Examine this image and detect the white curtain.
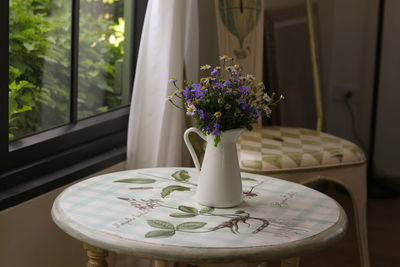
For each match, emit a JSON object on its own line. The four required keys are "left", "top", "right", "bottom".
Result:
{"left": 114, "top": 0, "right": 198, "bottom": 266}
{"left": 126, "top": 0, "right": 198, "bottom": 171}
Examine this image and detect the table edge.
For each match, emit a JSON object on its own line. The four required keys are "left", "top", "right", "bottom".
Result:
{"left": 51, "top": 172, "right": 348, "bottom": 264}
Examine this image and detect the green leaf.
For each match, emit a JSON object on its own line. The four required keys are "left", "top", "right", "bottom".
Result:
{"left": 176, "top": 222, "right": 207, "bottom": 230}
{"left": 113, "top": 178, "right": 156, "bottom": 184}
{"left": 214, "top": 135, "right": 221, "bottom": 147}
{"left": 23, "top": 42, "right": 35, "bottom": 51}
{"left": 16, "top": 80, "right": 29, "bottom": 91}
{"left": 171, "top": 170, "right": 190, "bottom": 182}
{"left": 199, "top": 207, "right": 215, "bottom": 214}
{"left": 145, "top": 230, "right": 175, "bottom": 238}
{"left": 242, "top": 177, "right": 258, "bottom": 182}
{"left": 161, "top": 185, "right": 191, "bottom": 198}
{"left": 178, "top": 205, "right": 198, "bottom": 214}
{"left": 169, "top": 213, "right": 198, "bottom": 218}
{"left": 146, "top": 220, "right": 175, "bottom": 230}
{"left": 13, "top": 105, "right": 32, "bottom": 115}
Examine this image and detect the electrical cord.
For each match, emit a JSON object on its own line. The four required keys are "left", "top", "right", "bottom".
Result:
{"left": 343, "top": 91, "right": 368, "bottom": 154}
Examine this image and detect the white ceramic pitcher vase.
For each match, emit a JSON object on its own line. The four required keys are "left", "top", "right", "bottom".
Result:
{"left": 184, "top": 127, "right": 245, "bottom": 208}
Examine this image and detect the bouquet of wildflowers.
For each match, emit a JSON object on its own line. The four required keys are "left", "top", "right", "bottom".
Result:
{"left": 167, "top": 56, "right": 283, "bottom": 146}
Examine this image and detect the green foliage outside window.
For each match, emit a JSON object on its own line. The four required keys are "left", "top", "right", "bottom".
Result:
{"left": 9, "top": 0, "right": 126, "bottom": 140}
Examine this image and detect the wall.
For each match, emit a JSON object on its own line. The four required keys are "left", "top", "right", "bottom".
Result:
{"left": 0, "top": 162, "right": 127, "bottom": 267}
{"left": 321, "top": 0, "right": 378, "bottom": 152}
{"left": 265, "top": 0, "right": 378, "bottom": 152}
{"left": 374, "top": 0, "right": 400, "bottom": 177}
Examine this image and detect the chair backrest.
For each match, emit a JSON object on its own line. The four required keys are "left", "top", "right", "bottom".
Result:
{"left": 306, "top": 0, "right": 323, "bottom": 131}
{"left": 264, "top": 0, "right": 323, "bottom": 131}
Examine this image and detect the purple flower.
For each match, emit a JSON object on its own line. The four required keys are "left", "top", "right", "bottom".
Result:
{"left": 215, "top": 82, "right": 224, "bottom": 88}
{"left": 198, "top": 109, "right": 207, "bottom": 119}
{"left": 241, "top": 101, "right": 249, "bottom": 110}
{"left": 211, "top": 68, "right": 218, "bottom": 77}
{"left": 192, "top": 83, "right": 205, "bottom": 99}
{"left": 192, "top": 83, "right": 202, "bottom": 90}
{"left": 239, "top": 86, "right": 248, "bottom": 94}
{"left": 182, "top": 87, "right": 190, "bottom": 99}
{"left": 223, "top": 80, "right": 231, "bottom": 87}
{"left": 212, "top": 122, "right": 220, "bottom": 136}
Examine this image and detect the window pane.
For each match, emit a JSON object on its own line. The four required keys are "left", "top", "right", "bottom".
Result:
{"left": 9, "top": 0, "right": 72, "bottom": 141}
{"left": 78, "top": 0, "right": 130, "bottom": 119}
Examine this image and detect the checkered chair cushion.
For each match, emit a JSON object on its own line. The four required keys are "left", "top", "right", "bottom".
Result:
{"left": 237, "top": 126, "right": 366, "bottom": 172}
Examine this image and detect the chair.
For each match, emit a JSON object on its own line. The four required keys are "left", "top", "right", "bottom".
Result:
{"left": 236, "top": 1, "right": 369, "bottom": 266}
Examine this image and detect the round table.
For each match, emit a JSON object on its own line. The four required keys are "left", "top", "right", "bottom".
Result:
{"left": 51, "top": 167, "right": 347, "bottom": 266}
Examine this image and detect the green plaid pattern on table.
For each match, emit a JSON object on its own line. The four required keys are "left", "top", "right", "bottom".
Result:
{"left": 237, "top": 126, "right": 365, "bottom": 171}
{"left": 56, "top": 168, "right": 342, "bottom": 248}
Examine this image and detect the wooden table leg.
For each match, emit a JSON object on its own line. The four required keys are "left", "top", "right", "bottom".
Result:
{"left": 83, "top": 243, "right": 108, "bottom": 267}
{"left": 154, "top": 260, "right": 169, "bottom": 267}
{"left": 281, "top": 257, "right": 300, "bottom": 267}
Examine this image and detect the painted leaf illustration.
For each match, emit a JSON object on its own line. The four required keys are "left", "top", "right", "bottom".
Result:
{"left": 145, "top": 230, "right": 175, "bottom": 238}
{"left": 113, "top": 178, "right": 156, "bottom": 184}
{"left": 171, "top": 170, "right": 190, "bottom": 182}
{"left": 169, "top": 213, "right": 198, "bottom": 218}
{"left": 176, "top": 222, "right": 207, "bottom": 230}
{"left": 161, "top": 185, "right": 191, "bottom": 198}
{"left": 147, "top": 220, "right": 174, "bottom": 230}
{"left": 242, "top": 177, "right": 258, "bottom": 182}
{"left": 178, "top": 205, "right": 198, "bottom": 214}
{"left": 199, "top": 207, "right": 215, "bottom": 214}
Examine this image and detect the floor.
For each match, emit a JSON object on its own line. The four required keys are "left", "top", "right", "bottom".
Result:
{"left": 267, "top": 181, "right": 400, "bottom": 267}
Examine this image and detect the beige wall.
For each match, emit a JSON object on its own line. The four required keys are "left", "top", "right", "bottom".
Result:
{"left": 0, "top": 162, "right": 126, "bottom": 267}
{"left": 374, "top": 0, "right": 400, "bottom": 177}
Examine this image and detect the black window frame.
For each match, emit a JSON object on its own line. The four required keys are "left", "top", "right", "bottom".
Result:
{"left": 0, "top": 0, "right": 148, "bottom": 211}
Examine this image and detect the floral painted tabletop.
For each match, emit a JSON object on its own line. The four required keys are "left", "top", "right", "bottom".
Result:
{"left": 51, "top": 168, "right": 347, "bottom": 263}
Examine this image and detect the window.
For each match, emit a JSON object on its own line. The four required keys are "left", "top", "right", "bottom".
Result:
{"left": 0, "top": 0, "right": 147, "bottom": 210}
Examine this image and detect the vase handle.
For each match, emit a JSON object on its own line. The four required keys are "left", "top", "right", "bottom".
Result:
{"left": 184, "top": 127, "right": 206, "bottom": 172}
